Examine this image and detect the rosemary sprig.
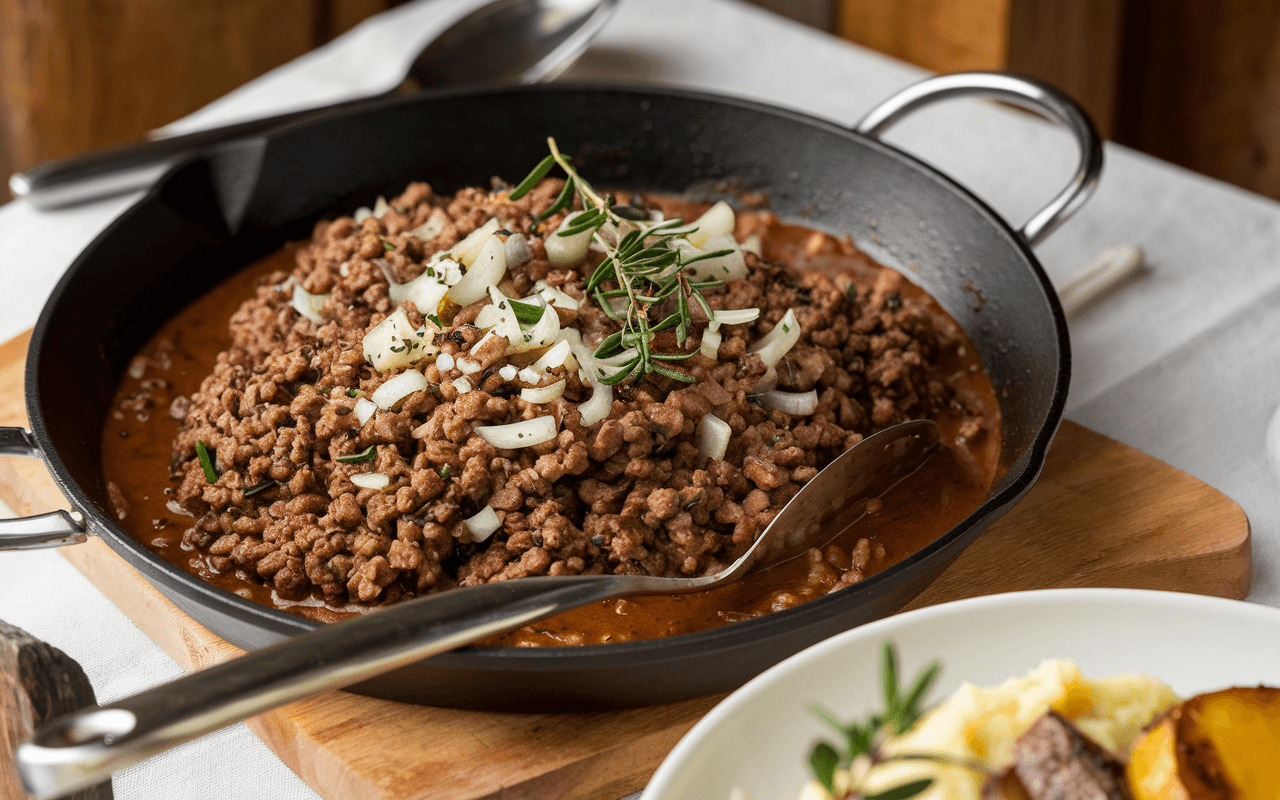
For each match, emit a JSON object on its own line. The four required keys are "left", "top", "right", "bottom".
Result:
{"left": 195, "top": 440, "right": 217, "bottom": 484}
{"left": 807, "top": 641, "right": 943, "bottom": 799}
{"left": 510, "top": 138, "right": 743, "bottom": 384}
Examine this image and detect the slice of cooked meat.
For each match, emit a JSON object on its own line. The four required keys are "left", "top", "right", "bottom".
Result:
{"left": 999, "top": 709, "right": 1133, "bottom": 800}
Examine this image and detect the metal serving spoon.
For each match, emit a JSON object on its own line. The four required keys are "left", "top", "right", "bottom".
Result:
{"left": 8, "top": 0, "right": 618, "bottom": 210}
{"left": 17, "top": 419, "right": 938, "bottom": 798}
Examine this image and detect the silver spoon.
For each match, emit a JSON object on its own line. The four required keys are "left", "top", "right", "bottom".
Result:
{"left": 16, "top": 420, "right": 938, "bottom": 798}
{"left": 8, "top": 0, "right": 618, "bottom": 210}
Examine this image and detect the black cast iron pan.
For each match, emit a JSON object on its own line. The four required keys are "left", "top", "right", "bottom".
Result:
{"left": 0, "top": 73, "right": 1097, "bottom": 711}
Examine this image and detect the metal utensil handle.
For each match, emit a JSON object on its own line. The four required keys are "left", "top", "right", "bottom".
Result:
{"left": 0, "top": 428, "right": 86, "bottom": 548}
{"left": 16, "top": 575, "right": 624, "bottom": 799}
{"left": 855, "top": 71, "right": 1103, "bottom": 247}
{"left": 8, "top": 104, "right": 353, "bottom": 210}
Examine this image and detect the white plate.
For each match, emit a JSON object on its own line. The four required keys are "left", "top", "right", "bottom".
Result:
{"left": 642, "top": 588, "right": 1280, "bottom": 800}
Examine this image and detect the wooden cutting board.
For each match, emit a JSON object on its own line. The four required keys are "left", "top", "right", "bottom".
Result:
{"left": 0, "top": 330, "right": 1251, "bottom": 800}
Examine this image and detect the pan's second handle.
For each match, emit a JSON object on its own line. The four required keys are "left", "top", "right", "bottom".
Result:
{"left": 0, "top": 428, "right": 87, "bottom": 548}
{"left": 855, "top": 71, "right": 1103, "bottom": 247}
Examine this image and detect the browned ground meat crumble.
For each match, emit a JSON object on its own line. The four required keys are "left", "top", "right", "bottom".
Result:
{"left": 170, "top": 178, "right": 975, "bottom": 607}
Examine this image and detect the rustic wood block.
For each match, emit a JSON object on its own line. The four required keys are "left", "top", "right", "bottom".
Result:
{"left": 0, "top": 620, "right": 112, "bottom": 800}
{"left": 0, "top": 330, "right": 1252, "bottom": 799}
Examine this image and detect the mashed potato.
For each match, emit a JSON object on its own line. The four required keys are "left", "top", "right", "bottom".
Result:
{"left": 800, "top": 659, "right": 1178, "bottom": 800}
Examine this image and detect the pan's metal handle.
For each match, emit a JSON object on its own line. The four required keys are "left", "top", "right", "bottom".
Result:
{"left": 0, "top": 428, "right": 87, "bottom": 548}
{"left": 855, "top": 71, "right": 1103, "bottom": 247}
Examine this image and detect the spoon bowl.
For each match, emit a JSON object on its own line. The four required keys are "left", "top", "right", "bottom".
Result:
{"left": 16, "top": 420, "right": 938, "bottom": 799}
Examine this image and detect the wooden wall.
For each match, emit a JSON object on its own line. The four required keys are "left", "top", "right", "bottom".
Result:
{"left": 6, "top": 1, "right": 1280, "bottom": 203}
{"left": 837, "top": 0, "right": 1280, "bottom": 201}
{"left": 0, "top": 0, "right": 398, "bottom": 188}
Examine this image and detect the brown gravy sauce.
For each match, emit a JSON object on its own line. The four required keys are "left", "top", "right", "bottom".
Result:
{"left": 100, "top": 210, "right": 1000, "bottom": 647}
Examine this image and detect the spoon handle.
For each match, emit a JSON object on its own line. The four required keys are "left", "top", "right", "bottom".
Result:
{"left": 8, "top": 99, "right": 374, "bottom": 210}
{"left": 15, "top": 575, "right": 623, "bottom": 799}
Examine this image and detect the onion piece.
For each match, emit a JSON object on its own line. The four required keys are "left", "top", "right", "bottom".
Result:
{"left": 353, "top": 206, "right": 373, "bottom": 223}
{"left": 758, "top": 389, "right": 818, "bottom": 416}
{"left": 751, "top": 308, "right": 801, "bottom": 367}
{"left": 475, "top": 416, "right": 558, "bottom": 449}
{"left": 290, "top": 284, "right": 329, "bottom": 324}
{"left": 687, "top": 201, "right": 735, "bottom": 248}
{"left": 499, "top": 364, "right": 518, "bottom": 381}
{"left": 409, "top": 210, "right": 447, "bottom": 241}
{"left": 567, "top": 339, "right": 614, "bottom": 427}
{"left": 473, "top": 303, "right": 502, "bottom": 330}
{"left": 697, "top": 414, "right": 731, "bottom": 461}
{"left": 710, "top": 307, "right": 760, "bottom": 328}
{"left": 683, "top": 234, "right": 747, "bottom": 282}
{"left": 531, "top": 340, "right": 573, "bottom": 372}
{"left": 504, "top": 235, "right": 533, "bottom": 268}
{"left": 742, "top": 233, "right": 763, "bottom": 257}
{"left": 354, "top": 398, "right": 377, "bottom": 426}
{"left": 373, "top": 196, "right": 390, "bottom": 218}
{"left": 448, "top": 235, "right": 507, "bottom": 306}
{"left": 371, "top": 369, "right": 429, "bottom": 410}
{"left": 520, "top": 379, "right": 566, "bottom": 404}
{"left": 700, "top": 328, "right": 722, "bottom": 360}
{"left": 456, "top": 357, "right": 483, "bottom": 375}
{"left": 452, "top": 376, "right": 473, "bottom": 394}
{"left": 436, "top": 353, "right": 456, "bottom": 372}
{"left": 755, "top": 364, "right": 778, "bottom": 392}
{"left": 534, "top": 281, "right": 581, "bottom": 310}
{"left": 490, "top": 286, "right": 559, "bottom": 354}
{"left": 462, "top": 506, "right": 502, "bottom": 543}
{"left": 449, "top": 218, "right": 501, "bottom": 266}
{"left": 351, "top": 473, "right": 389, "bottom": 490}
{"left": 545, "top": 211, "right": 593, "bottom": 267}
{"left": 363, "top": 309, "right": 437, "bottom": 372}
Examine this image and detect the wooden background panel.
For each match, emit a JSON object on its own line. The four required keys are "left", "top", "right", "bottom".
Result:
{"left": 0, "top": 0, "right": 401, "bottom": 188}
{"left": 837, "top": 0, "right": 1009, "bottom": 75}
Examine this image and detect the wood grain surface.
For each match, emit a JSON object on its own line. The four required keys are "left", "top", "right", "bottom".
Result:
{"left": 0, "top": 330, "right": 1252, "bottom": 799}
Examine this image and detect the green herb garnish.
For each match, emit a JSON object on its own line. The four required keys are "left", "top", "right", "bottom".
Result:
{"left": 196, "top": 440, "right": 218, "bottom": 484}
{"left": 382, "top": 239, "right": 395, "bottom": 251}
{"left": 806, "top": 642, "right": 940, "bottom": 798}
{"left": 347, "top": 388, "right": 361, "bottom": 398}
{"left": 508, "top": 299, "right": 547, "bottom": 326}
{"left": 336, "top": 445, "right": 376, "bottom": 464}
{"left": 245, "top": 480, "right": 275, "bottom": 497}
{"left": 439, "top": 465, "right": 452, "bottom": 481}
{"left": 511, "top": 138, "right": 754, "bottom": 385}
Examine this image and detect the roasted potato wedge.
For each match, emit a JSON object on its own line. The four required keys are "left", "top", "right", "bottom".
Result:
{"left": 1127, "top": 686, "right": 1280, "bottom": 799}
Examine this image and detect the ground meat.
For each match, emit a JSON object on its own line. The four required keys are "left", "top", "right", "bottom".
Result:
{"left": 168, "top": 178, "right": 979, "bottom": 606}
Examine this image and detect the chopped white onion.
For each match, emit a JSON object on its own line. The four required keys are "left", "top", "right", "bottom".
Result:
{"left": 380, "top": 259, "right": 453, "bottom": 318}
{"left": 531, "top": 339, "right": 573, "bottom": 372}
{"left": 373, "top": 196, "right": 390, "bottom": 218}
{"left": 354, "top": 397, "right": 377, "bottom": 426}
{"left": 697, "top": 414, "right": 731, "bottom": 461}
{"left": 436, "top": 352, "right": 456, "bottom": 372}
{"left": 755, "top": 364, "right": 778, "bottom": 392}
{"left": 462, "top": 505, "right": 502, "bottom": 543}
{"left": 489, "top": 286, "right": 559, "bottom": 354}
{"left": 700, "top": 328, "right": 722, "bottom": 359}
{"left": 687, "top": 201, "right": 736, "bottom": 248}
{"left": 520, "top": 379, "right": 566, "bottom": 404}
{"left": 474, "top": 303, "right": 501, "bottom": 330}
{"left": 710, "top": 307, "right": 761, "bottom": 328}
{"left": 758, "top": 389, "right": 818, "bottom": 416}
{"left": 545, "top": 211, "right": 593, "bottom": 266}
{"left": 353, "top": 206, "right": 373, "bottom": 223}
{"left": 742, "top": 234, "right": 763, "bottom": 257}
{"left": 371, "top": 369, "right": 429, "bottom": 410}
{"left": 448, "top": 235, "right": 507, "bottom": 306}
{"left": 518, "top": 367, "right": 541, "bottom": 384}
{"left": 410, "top": 210, "right": 447, "bottom": 241}
{"left": 290, "top": 284, "right": 329, "bottom": 324}
{"left": 475, "top": 416, "right": 558, "bottom": 449}
{"left": 449, "top": 218, "right": 501, "bottom": 266}
{"left": 456, "top": 357, "right": 483, "bottom": 375}
{"left": 567, "top": 339, "right": 614, "bottom": 427}
{"left": 363, "top": 309, "right": 436, "bottom": 372}
{"left": 534, "top": 281, "right": 581, "bottom": 310}
{"left": 683, "top": 234, "right": 747, "bottom": 282}
{"left": 351, "top": 473, "right": 389, "bottom": 490}
{"left": 751, "top": 308, "right": 801, "bottom": 367}
{"left": 498, "top": 364, "right": 518, "bottom": 381}
{"left": 452, "top": 376, "right": 473, "bottom": 394}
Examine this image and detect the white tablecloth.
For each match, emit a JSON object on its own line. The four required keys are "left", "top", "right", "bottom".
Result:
{"left": 3, "top": 0, "right": 1279, "bottom": 797}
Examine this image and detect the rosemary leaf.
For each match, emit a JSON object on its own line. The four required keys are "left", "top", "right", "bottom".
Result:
{"left": 863, "top": 779, "right": 934, "bottom": 800}
{"left": 196, "top": 440, "right": 217, "bottom": 484}
{"left": 508, "top": 155, "right": 555, "bottom": 200}
{"left": 508, "top": 299, "right": 546, "bottom": 326}
{"left": 808, "top": 742, "right": 840, "bottom": 794}
{"left": 336, "top": 445, "right": 377, "bottom": 464}
{"left": 245, "top": 480, "right": 275, "bottom": 497}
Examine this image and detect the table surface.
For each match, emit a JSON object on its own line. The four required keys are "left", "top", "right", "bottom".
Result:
{"left": 3, "top": 0, "right": 1280, "bottom": 797}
